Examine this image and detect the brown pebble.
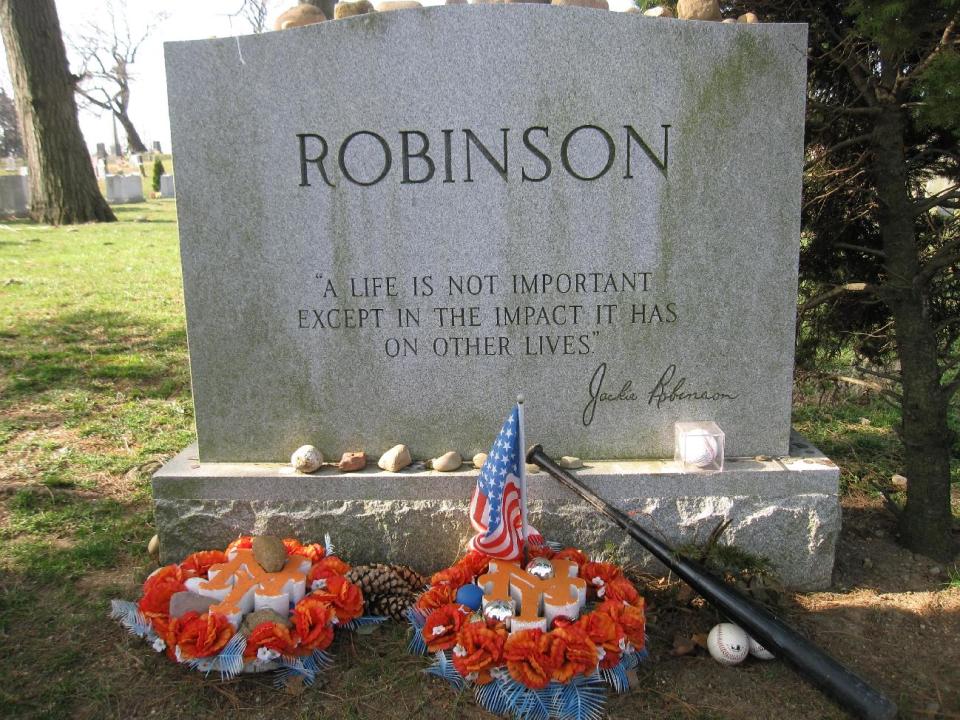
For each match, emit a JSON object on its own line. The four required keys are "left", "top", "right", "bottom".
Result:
{"left": 274, "top": 3, "right": 327, "bottom": 30}
{"left": 334, "top": 0, "right": 374, "bottom": 18}
{"left": 339, "top": 451, "right": 367, "bottom": 472}
{"left": 551, "top": 0, "right": 608, "bottom": 7}
{"left": 252, "top": 535, "right": 287, "bottom": 572}
{"left": 240, "top": 609, "right": 291, "bottom": 635}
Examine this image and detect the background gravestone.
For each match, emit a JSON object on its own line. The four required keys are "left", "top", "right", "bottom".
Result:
{"left": 0, "top": 174, "right": 29, "bottom": 216}
{"left": 160, "top": 174, "right": 175, "bottom": 198}
{"left": 105, "top": 174, "right": 144, "bottom": 204}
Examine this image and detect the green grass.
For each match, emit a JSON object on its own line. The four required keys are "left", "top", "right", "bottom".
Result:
{"left": 792, "top": 388, "right": 903, "bottom": 496}
{"left": 0, "top": 200, "right": 189, "bottom": 583}
{"left": 947, "top": 565, "right": 960, "bottom": 589}
{"left": 0, "top": 200, "right": 192, "bottom": 718}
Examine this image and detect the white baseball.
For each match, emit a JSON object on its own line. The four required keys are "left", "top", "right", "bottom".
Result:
{"left": 707, "top": 623, "right": 749, "bottom": 665}
{"left": 681, "top": 430, "right": 718, "bottom": 467}
{"left": 748, "top": 636, "right": 775, "bottom": 660}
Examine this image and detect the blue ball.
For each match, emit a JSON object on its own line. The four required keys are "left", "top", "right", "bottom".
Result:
{"left": 455, "top": 583, "right": 484, "bottom": 611}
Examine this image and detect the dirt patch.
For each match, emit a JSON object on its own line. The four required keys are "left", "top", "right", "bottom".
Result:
{"left": 75, "top": 566, "right": 141, "bottom": 597}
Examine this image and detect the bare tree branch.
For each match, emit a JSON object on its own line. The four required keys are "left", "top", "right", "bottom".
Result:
{"left": 912, "top": 184, "right": 960, "bottom": 216}
{"left": 799, "top": 282, "right": 875, "bottom": 312}
{"left": 804, "top": 134, "right": 874, "bottom": 170}
{"left": 70, "top": 0, "right": 166, "bottom": 153}
{"left": 808, "top": 100, "right": 881, "bottom": 116}
{"left": 834, "top": 242, "right": 886, "bottom": 258}
{"left": 851, "top": 365, "right": 902, "bottom": 384}
{"left": 896, "top": 11, "right": 960, "bottom": 96}
{"left": 916, "top": 237, "right": 960, "bottom": 285}
{"left": 231, "top": 0, "right": 273, "bottom": 34}
{"left": 829, "top": 374, "right": 903, "bottom": 405}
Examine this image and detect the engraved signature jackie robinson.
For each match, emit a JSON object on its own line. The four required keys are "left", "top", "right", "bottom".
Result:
{"left": 582, "top": 362, "right": 739, "bottom": 426}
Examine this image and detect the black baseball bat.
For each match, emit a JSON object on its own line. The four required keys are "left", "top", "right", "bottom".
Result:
{"left": 526, "top": 444, "right": 897, "bottom": 720}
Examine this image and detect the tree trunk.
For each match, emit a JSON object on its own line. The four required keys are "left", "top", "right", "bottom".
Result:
{"left": 116, "top": 110, "right": 147, "bottom": 154}
{"left": 0, "top": 0, "right": 115, "bottom": 224}
{"left": 873, "top": 105, "right": 955, "bottom": 561}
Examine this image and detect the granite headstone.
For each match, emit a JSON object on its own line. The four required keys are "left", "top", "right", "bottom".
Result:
{"left": 166, "top": 8, "right": 807, "bottom": 464}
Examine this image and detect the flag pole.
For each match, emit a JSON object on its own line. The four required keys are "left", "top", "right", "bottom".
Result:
{"left": 517, "top": 393, "right": 528, "bottom": 563}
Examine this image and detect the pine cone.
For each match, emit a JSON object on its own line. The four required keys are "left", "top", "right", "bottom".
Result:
{"left": 391, "top": 564, "right": 428, "bottom": 591}
{"left": 346, "top": 564, "right": 427, "bottom": 620}
{"left": 366, "top": 589, "right": 418, "bottom": 621}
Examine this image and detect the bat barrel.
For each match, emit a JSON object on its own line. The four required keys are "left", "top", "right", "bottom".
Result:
{"left": 526, "top": 444, "right": 897, "bottom": 720}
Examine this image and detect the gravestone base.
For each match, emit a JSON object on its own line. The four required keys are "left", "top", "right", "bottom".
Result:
{"left": 152, "top": 432, "right": 839, "bottom": 590}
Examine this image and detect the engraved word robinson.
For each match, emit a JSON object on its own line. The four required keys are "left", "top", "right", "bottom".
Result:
{"left": 297, "top": 124, "right": 671, "bottom": 187}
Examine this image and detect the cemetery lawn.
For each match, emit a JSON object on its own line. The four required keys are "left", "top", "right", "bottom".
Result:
{"left": 0, "top": 201, "right": 957, "bottom": 719}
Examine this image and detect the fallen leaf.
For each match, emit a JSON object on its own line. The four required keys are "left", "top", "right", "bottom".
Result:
{"left": 671, "top": 634, "right": 697, "bottom": 656}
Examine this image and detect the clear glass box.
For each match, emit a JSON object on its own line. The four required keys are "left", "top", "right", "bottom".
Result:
{"left": 674, "top": 421, "right": 725, "bottom": 472}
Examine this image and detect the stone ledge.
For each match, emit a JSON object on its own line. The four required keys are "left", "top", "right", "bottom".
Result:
{"left": 152, "top": 432, "right": 839, "bottom": 589}
{"left": 154, "top": 431, "right": 837, "bottom": 501}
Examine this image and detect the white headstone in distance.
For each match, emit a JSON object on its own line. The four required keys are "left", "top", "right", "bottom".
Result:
{"left": 0, "top": 174, "right": 29, "bottom": 216}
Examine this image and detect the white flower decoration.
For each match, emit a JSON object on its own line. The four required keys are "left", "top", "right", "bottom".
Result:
{"left": 257, "top": 647, "right": 280, "bottom": 662}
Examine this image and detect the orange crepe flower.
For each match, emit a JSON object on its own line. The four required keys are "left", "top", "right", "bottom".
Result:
{"left": 430, "top": 564, "right": 473, "bottom": 588}
{"left": 226, "top": 536, "right": 253, "bottom": 553}
{"left": 415, "top": 583, "right": 456, "bottom": 612}
{"left": 291, "top": 596, "right": 336, "bottom": 652}
{"left": 581, "top": 561, "right": 623, "bottom": 595}
{"left": 179, "top": 550, "right": 227, "bottom": 579}
{"left": 142, "top": 564, "right": 183, "bottom": 594}
{"left": 457, "top": 551, "right": 490, "bottom": 577}
{"left": 542, "top": 626, "right": 598, "bottom": 683}
{"left": 244, "top": 621, "right": 298, "bottom": 659}
{"left": 597, "top": 599, "right": 646, "bottom": 650}
{"left": 526, "top": 545, "right": 556, "bottom": 561}
{"left": 282, "top": 538, "right": 303, "bottom": 554}
{"left": 150, "top": 614, "right": 181, "bottom": 660}
{"left": 307, "top": 555, "right": 351, "bottom": 583}
{"left": 602, "top": 577, "right": 640, "bottom": 605}
{"left": 578, "top": 611, "right": 625, "bottom": 669}
{"left": 308, "top": 575, "right": 363, "bottom": 623}
{"left": 423, "top": 603, "right": 470, "bottom": 652}
{"left": 452, "top": 621, "right": 508, "bottom": 684}
{"left": 578, "top": 609, "right": 624, "bottom": 656}
{"left": 176, "top": 611, "right": 234, "bottom": 659}
{"left": 553, "top": 548, "right": 588, "bottom": 568}
{"left": 291, "top": 542, "right": 326, "bottom": 563}
{"left": 139, "top": 565, "right": 186, "bottom": 618}
{"left": 503, "top": 629, "right": 557, "bottom": 690}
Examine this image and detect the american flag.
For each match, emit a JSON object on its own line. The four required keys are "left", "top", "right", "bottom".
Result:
{"left": 468, "top": 404, "right": 542, "bottom": 560}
